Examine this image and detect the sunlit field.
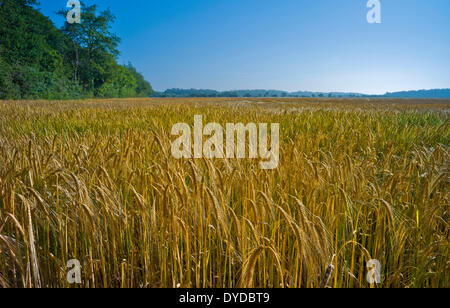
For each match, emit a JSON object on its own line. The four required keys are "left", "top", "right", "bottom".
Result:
{"left": 0, "top": 98, "right": 448, "bottom": 288}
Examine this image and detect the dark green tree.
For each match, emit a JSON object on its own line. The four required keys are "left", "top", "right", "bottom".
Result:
{"left": 0, "top": 0, "right": 154, "bottom": 99}
{"left": 58, "top": 3, "right": 121, "bottom": 92}
{"left": 125, "top": 63, "right": 154, "bottom": 97}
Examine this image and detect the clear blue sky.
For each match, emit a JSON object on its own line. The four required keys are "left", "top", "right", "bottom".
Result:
{"left": 38, "top": 0, "right": 450, "bottom": 94}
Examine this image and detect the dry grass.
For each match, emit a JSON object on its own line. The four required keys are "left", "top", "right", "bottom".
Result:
{"left": 0, "top": 98, "right": 449, "bottom": 288}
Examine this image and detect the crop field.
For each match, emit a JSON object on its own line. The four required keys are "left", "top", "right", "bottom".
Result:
{"left": 0, "top": 98, "right": 449, "bottom": 288}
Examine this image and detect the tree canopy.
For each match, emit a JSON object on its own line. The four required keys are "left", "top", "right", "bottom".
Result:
{"left": 0, "top": 0, "right": 154, "bottom": 99}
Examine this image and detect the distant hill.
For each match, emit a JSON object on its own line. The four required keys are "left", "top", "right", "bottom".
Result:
{"left": 382, "top": 89, "right": 450, "bottom": 98}
{"left": 153, "top": 88, "right": 450, "bottom": 98}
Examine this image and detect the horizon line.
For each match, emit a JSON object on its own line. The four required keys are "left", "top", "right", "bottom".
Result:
{"left": 155, "top": 87, "right": 450, "bottom": 95}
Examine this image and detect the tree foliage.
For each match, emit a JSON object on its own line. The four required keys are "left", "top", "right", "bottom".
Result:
{"left": 0, "top": 0, "right": 153, "bottom": 99}
{"left": 125, "top": 63, "right": 155, "bottom": 97}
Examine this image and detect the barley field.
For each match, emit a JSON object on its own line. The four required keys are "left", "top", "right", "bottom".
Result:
{"left": 0, "top": 98, "right": 448, "bottom": 288}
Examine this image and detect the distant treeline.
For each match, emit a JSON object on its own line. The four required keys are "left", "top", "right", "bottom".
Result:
{"left": 153, "top": 88, "right": 450, "bottom": 98}
{"left": 0, "top": 0, "right": 154, "bottom": 100}
{"left": 152, "top": 89, "right": 364, "bottom": 98}
{"left": 383, "top": 89, "right": 450, "bottom": 98}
